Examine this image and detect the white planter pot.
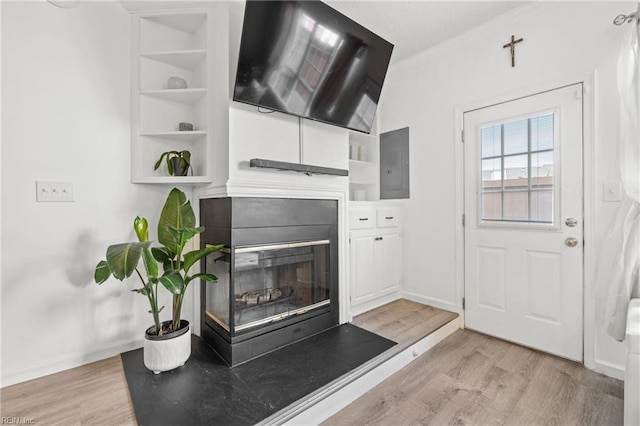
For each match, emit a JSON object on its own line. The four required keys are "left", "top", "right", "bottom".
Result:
{"left": 143, "top": 320, "right": 191, "bottom": 374}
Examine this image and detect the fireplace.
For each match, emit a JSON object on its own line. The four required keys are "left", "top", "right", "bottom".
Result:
{"left": 200, "top": 197, "right": 339, "bottom": 366}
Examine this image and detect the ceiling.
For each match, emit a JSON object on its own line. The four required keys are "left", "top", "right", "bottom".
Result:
{"left": 325, "top": 1, "right": 531, "bottom": 63}
{"left": 120, "top": 0, "right": 531, "bottom": 64}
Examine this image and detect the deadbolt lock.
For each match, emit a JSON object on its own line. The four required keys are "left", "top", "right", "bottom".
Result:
{"left": 565, "top": 218, "right": 578, "bottom": 227}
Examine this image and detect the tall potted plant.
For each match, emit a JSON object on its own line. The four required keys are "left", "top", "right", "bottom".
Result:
{"left": 94, "top": 188, "right": 223, "bottom": 374}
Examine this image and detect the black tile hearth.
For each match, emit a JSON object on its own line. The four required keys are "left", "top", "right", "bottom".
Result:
{"left": 121, "top": 336, "right": 271, "bottom": 426}
{"left": 121, "top": 324, "right": 396, "bottom": 426}
{"left": 233, "top": 323, "right": 395, "bottom": 411}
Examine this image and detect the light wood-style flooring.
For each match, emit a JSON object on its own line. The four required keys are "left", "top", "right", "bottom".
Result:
{"left": 1, "top": 299, "right": 624, "bottom": 425}
{"left": 0, "top": 355, "right": 136, "bottom": 425}
{"left": 324, "top": 327, "right": 624, "bottom": 426}
{"left": 352, "top": 298, "right": 459, "bottom": 348}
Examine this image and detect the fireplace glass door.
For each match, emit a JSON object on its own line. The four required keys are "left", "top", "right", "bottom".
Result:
{"left": 205, "top": 240, "right": 330, "bottom": 334}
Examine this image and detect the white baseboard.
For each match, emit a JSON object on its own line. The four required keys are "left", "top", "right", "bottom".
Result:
{"left": 263, "top": 317, "right": 461, "bottom": 425}
{"left": 350, "top": 292, "right": 401, "bottom": 317}
{"left": 401, "top": 290, "right": 459, "bottom": 313}
{"left": 594, "top": 359, "right": 625, "bottom": 381}
{"left": 1, "top": 339, "right": 144, "bottom": 388}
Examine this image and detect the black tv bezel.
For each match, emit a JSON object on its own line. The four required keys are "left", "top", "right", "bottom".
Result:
{"left": 231, "top": 0, "right": 393, "bottom": 135}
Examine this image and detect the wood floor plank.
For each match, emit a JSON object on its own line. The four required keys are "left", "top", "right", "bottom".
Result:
{"left": 324, "top": 329, "right": 624, "bottom": 426}
{"left": 1, "top": 356, "right": 136, "bottom": 425}
{"left": 353, "top": 299, "right": 458, "bottom": 347}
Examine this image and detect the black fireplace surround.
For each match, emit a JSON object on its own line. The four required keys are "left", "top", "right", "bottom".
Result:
{"left": 200, "top": 197, "right": 339, "bottom": 366}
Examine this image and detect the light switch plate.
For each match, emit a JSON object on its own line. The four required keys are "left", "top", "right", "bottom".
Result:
{"left": 36, "top": 181, "right": 74, "bottom": 202}
{"left": 603, "top": 182, "right": 622, "bottom": 202}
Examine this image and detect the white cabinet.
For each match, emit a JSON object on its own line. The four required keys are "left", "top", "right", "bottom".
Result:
{"left": 131, "top": 11, "right": 214, "bottom": 184}
{"left": 349, "top": 203, "right": 402, "bottom": 315}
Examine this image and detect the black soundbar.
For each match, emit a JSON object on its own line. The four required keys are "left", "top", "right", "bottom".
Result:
{"left": 249, "top": 158, "right": 349, "bottom": 176}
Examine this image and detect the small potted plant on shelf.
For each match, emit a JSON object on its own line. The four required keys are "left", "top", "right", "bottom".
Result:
{"left": 94, "top": 188, "right": 223, "bottom": 374}
{"left": 154, "top": 150, "right": 192, "bottom": 177}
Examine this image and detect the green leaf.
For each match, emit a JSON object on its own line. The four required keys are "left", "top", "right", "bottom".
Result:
{"left": 183, "top": 244, "right": 224, "bottom": 274}
{"left": 167, "top": 155, "right": 174, "bottom": 175}
{"left": 141, "top": 247, "right": 158, "bottom": 279}
{"left": 182, "top": 150, "right": 191, "bottom": 165}
{"left": 164, "top": 226, "right": 184, "bottom": 245}
{"left": 191, "top": 272, "right": 218, "bottom": 283}
{"left": 154, "top": 152, "right": 169, "bottom": 171}
{"left": 165, "top": 226, "right": 203, "bottom": 254}
{"left": 94, "top": 260, "right": 112, "bottom": 284}
{"left": 105, "top": 241, "right": 152, "bottom": 281}
{"left": 151, "top": 247, "right": 172, "bottom": 264}
{"left": 158, "top": 271, "right": 184, "bottom": 295}
{"left": 158, "top": 188, "right": 196, "bottom": 254}
{"left": 131, "top": 287, "right": 149, "bottom": 296}
{"left": 133, "top": 216, "right": 149, "bottom": 242}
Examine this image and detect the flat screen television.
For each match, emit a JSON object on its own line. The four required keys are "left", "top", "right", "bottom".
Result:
{"left": 233, "top": 0, "right": 394, "bottom": 134}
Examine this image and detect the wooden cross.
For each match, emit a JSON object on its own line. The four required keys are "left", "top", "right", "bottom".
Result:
{"left": 503, "top": 35, "right": 524, "bottom": 67}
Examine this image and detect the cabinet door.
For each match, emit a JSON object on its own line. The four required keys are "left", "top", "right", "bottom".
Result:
{"left": 350, "top": 233, "right": 378, "bottom": 305}
{"left": 376, "top": 232, "right": 401, "bottom": 294}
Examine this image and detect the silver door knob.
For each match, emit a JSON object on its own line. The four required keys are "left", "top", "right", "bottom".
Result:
{"left": 565, "top": 218, "right": 578, "bottom": 227}
{"left": 565, "top": 237, "right": 579, "bottom": 247}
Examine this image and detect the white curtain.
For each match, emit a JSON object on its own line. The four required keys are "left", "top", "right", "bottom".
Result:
{"left": 598, "top": 7, "right": 640, "bottom": 341}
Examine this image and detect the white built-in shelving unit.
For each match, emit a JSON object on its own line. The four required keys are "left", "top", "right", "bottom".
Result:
{"left": 131, "top": 11, "right": 214, "bottom": 184}
{"left": 348, "top": 131, "right": 379, "bottom": 201}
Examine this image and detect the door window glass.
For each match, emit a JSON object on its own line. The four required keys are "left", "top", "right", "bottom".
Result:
{"left": 480, "top": 113, "right": 555, "bottom": 225}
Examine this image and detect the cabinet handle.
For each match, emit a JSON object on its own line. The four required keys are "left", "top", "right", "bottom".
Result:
{"left": 374, "top": 237, "right": 384, "bottom": 241}
{"left": 359, "top": 218, "right": 369, "bottom": 221}
{"left": 385, "top": 216, "right": 394, "bottom": 220}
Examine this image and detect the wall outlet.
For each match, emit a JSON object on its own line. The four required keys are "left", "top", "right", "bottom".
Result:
{"left": 36, "top": 181, "right": 74, "bottom": 202}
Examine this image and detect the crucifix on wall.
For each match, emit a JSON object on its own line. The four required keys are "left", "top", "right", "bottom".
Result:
{"left": 503, "top": 35, "right": 524, "bottom": 67}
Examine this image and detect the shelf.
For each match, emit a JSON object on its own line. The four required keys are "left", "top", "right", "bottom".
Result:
{"left": 140, "top": 131, "right": 207, "bottom": 141}
{"left": 134, "top": 176, "right": 212, "bottom": 184}
{"left": 143, "top": 13, "right": 207, "bottom": 34}
{"left": 140, "top": 50, "right": 207, "bottom": 69}
{"left": 349, "top": 159, "right": 376, "bottom": 167}
{"left": 140, "top": 88, "right": 206, "bottom": 105}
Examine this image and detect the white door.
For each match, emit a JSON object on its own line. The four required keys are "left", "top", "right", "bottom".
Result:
{"left": 377, "top": 231, "right": 401, "bottom": 294}
{"left": 464, "top": 84, "right": 584, "bottom": 361}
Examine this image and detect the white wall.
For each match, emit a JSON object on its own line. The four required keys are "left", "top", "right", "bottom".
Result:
{"left": 379, "top": 1, "right": 633, "bottom": 377}
{"left": 1, "top": 1, "right": 175, "bottom": 386}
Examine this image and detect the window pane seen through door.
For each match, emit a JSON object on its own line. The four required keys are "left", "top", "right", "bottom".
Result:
{"left": 481, "top": 126, "right": 501, "bottom": 158}
{"left": 479, "top": 113, "right": 555, "bottom": 224}
{"left": 503, "top": 119, "right": 528, "bottom": 155}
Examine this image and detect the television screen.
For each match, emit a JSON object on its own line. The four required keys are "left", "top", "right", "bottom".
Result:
{"left": 233, "top": 0, "right": 394, "bottom": 134}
